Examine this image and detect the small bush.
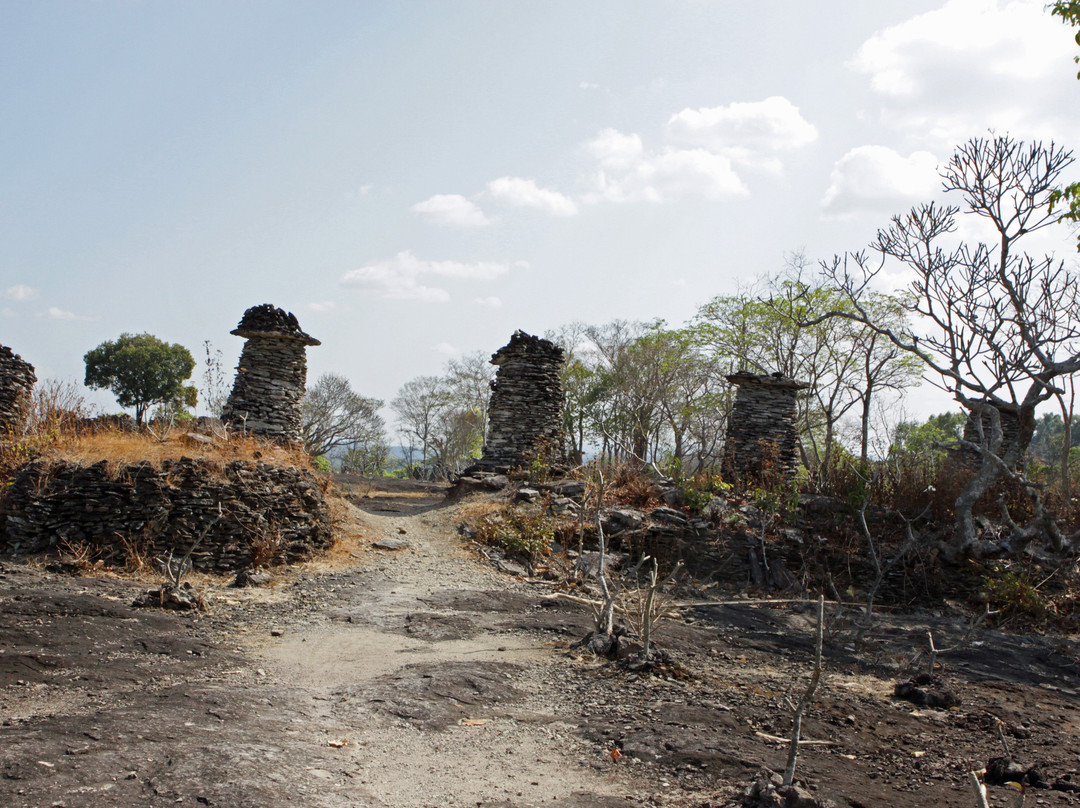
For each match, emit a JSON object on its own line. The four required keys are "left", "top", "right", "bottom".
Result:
{"left": 983, "top": 567, "right": 1048, "bottom": 623}
{"left": 474, "top": 507, "right": 555, "bottom": 563}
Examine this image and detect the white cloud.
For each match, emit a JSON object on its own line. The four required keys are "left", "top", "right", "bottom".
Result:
{"left": 308, "top": 301, "right": 336, "bottom": 312}
{"left": 411, "top": 194, "right": 491, "bottom": 227}
{"left": 433, "top": 342, "right": 457, "bottom": 355}
{"left": 822, "top": 145, "right": 940, "bottom": 217}
{"left": 849, "top": 0, "right": 1076, "bottom": 144}
{"left": 340, "top": 251, "right": 516, "bottom": 302}
{"left": 666, "top": 96, "right": 819, "bottom": 165}
{"left": 46, "top": 306, "right": 93, "bottom": 321}
{"left": 474, "top": 296, "right": 502, "bottom": 308}
{"left": 487, "top": 177, "right": 578, "bottom": 216}
{"left": 583, "top": 130, "right": 748, "bottom": 203}
{"left": 580, "top": 97, "right": 816, "bottom": 205}
{"left": 4, "top": 284, "right": 38, "bottom": 301}
{"left": 579, "top": 81, "right": 600, "bottom": 90}
{"left": 586, "top": 129, "right": 645, "bottom": 172}
{"left": 1, "top": 307, "right": 15, "bottom": 318}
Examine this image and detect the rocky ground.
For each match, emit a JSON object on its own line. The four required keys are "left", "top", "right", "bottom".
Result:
{"left": 3, "top": 476, "right": 1080, "bottom": 808}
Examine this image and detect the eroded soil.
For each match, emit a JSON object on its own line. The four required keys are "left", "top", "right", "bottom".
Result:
{"left": 3, "top": 477, "right": 1080, "bottom": 808}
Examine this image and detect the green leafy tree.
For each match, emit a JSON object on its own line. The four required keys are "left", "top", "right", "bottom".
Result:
{"left": 83, "top": 333, "right": 196, "bottom": 425}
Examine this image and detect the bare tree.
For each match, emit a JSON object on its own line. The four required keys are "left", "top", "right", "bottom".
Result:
{"left": 301, "top": 373, "right": 385, "bottom": 460}
{"left": 819, "top": 135, "right": 1079, "bottom": 556}
{"left": 391, "top": 371, "right": 485, "bottom": 478}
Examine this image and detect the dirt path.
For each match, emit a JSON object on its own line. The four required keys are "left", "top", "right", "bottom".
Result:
{"left": 253, "top": 497, "right": 638, "bottom": 808}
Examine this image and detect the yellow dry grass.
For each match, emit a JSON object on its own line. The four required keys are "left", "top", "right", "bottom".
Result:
{"left": 41, "top": 426, "right": 315, "bottom": 471}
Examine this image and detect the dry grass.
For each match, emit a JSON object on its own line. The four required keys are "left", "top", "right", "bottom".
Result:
{"left": 39, "top": 426, "right": 315, "bottom": 471}
{"left": 455, "top": 498, "right": 504, "bottom": 523}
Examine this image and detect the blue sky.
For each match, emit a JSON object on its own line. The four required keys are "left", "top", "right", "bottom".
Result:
{"left": 3, "top": 0, "right": 1078, "bottom": 421}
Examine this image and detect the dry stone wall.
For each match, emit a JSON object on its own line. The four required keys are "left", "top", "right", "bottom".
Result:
{"left": 475, "top": 331, "right": 565, "bottom": 472}
{"left": 723, "top": 372, "right": 809, "bottom": 482}
{"left": 2, "top": 458, "right": 332, "bottom": 572}
{"left": 0, "top": 346, "right": 36, "bottom": 435}
{"left": 947, "top": 401, "right": 1025, "bottom": 474}
{"left": 222, "top": 304, "right": 320, "bottom": 442}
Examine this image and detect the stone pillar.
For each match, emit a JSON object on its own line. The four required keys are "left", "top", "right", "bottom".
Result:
{"left": 222, "top": 304, "right": 320, "bottom": 442}
{"left": 948, "top": 401, "right": 1024, "bottom": 473}
{"left": 723, "top": 372, "right": 809, "bottom": 483}
{"left": 475, "top": 331, "right": 565, "bottom": 472}
{"left": 0, "top": 346, "right": 36, "bottom": 435}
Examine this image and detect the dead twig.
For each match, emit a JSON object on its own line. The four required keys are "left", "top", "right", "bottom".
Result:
{"left": 782, "top": 594, "right": 825, "bottom": 787}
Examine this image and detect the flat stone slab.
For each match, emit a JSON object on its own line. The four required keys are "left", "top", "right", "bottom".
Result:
{"left": 372, "top": 536, "right": 410, "bottom": 551}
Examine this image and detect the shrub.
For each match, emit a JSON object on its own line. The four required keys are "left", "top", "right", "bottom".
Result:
{"left": 983, "top": 567, "right": 1048, "bottom": 623}
{"left": 474, "top": 507, "right": 555, "bottom": 563}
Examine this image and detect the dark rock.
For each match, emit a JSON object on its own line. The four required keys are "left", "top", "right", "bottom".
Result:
{"left": 233, "top": 568, "right": 273, "bottom": 588}
{"left": 494, "top": 558, "right": 528, "bottom": 577}
{"left": 651, "top": 506, "right": 689, "bottom": 526}
{"left": 132, "top": 582, "right": 206, "bottom": 611}
{"left": 893, "top": 673, "right": 958, "bottom": 708}
{"left": 550, "top": 480, "right": 586, "bottom": 499}
{"left": 575, "top": 551, "right": 627, "bottom": 579}
{"left": 600, "top": 508, "right": 645, "bottom": 534}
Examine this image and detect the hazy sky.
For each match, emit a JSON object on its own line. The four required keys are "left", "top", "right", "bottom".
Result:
{"left": 3, "top": 0, "right": 1079, "bottom": 421}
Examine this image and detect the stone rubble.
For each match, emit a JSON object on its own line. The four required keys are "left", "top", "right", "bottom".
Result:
{"left": 222, "top": 304, "right": 320, "bottom": 443}
{"left": 0, "top": 345, "right": 36, "bottom": 435}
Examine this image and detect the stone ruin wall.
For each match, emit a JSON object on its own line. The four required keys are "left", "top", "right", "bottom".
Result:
{"left": 0, "top": 345, "right": 36, "bottom": 436}
{"left": 475, "top": 331, "right": 565, "bottom": 472}
{"left": 2, "top": 458, "right": 332, "bottom": 572}
{"left": 222, "top": 304, "right": 320, "bottom": 443}
{"left": 722, "top": 372, "right": 809, "bottom": 483}
{"left": 945, "top": 402, "right": 1024, "bottom": 476}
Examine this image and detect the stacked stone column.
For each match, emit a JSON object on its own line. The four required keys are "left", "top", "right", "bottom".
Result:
{"left": 947, "top": 400, "right": 1024, "bottom": 473}
{"left": 475, "top": 331, "right": 565, "bottom": 472}
{"left": 723, "top": 371, "right": 809, "bottom": 483}
{"left": 222, "top": 304, "right": 320, "bottom": 443}
{"left": 0, "top": 346, "right": 36, "bottom": 436}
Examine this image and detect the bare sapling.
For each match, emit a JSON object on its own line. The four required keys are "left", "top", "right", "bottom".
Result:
{"left": 969, "top": 770, "right": 991, "bottom": 808}
{"left": 638, "top": 556, "right": 684, "bottom": 659}
{"left": 855, "top": 503, "right": 924, "bottom": 642}
{"left": 594, "top": 470, "right": 615, "bottom": 636}
{"left": 924, "top": 605, "right": 996, "bottom": 676}
{"left": 783, "top": 594, "right": 825, "bottom": 787}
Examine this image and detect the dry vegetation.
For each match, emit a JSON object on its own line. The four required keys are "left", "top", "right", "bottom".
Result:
{"left": 51, "top": 427, "right": 315, "bottom": 470}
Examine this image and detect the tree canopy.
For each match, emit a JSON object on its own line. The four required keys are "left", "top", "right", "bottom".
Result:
{"left": 83, "top": 333, "right": 196, "bottom": 425}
